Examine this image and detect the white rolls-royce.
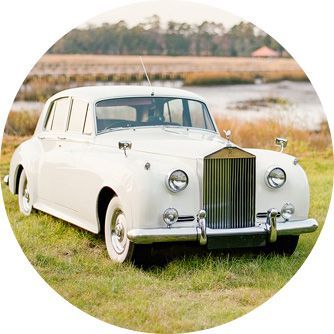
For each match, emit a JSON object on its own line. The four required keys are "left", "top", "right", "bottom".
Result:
{"left": 5, "top": 86, "right": 318, "bottom": 262}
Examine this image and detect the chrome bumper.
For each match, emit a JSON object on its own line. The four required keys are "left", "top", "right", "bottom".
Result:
{"left": 127, "top": 218, "right": 318, "bottom": 245}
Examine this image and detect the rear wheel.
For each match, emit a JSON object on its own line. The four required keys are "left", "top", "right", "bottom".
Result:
{"left": 18, "top": 169, "right": 33, "bottom": 216}
{"left": 266, "top": 235, "right": 299, "bottom": 256}
{"left": 104, "top": 196, "right": 135, "bottom": 263}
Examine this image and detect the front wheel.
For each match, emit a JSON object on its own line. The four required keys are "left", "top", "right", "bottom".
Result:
{"left": 18, "top": 169, "right": 34, "bottom": 216}
{"left": 105, "top": 196, "right": 135, "bottom": 263}
{"left": 265, "top": 235, "right": 299, "bottom": 256}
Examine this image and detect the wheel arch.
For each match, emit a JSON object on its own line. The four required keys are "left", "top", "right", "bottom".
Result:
{"left": 96, "top": 186, "right": 117, "bottom": 235}
{"left": 14, "top": 164, "right": 24, "bottom": 195}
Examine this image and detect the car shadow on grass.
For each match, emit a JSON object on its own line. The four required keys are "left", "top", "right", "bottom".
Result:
{"left": 133, "top": 242, "right": 276, "bottom": 269}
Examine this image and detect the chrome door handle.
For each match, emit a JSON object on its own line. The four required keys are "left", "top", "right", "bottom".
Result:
{"left": 58, "top": 136, "right": 66, "bottom": 140}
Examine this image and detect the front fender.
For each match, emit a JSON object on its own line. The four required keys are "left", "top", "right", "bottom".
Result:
{"left": 98, "top": 149, "right": 200, "bottom": 230}
{"left": 248, "top": 148, "right": 310, "bottom": 221}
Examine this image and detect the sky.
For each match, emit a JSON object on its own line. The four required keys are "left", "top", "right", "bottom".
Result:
{"left": 83, "top": 0, "right": 243, "bottom": 28}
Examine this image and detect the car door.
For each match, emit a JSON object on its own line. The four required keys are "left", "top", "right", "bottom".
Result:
{"left": 37, "top": 97, "right": 71, "bottom": 207}
{"left": 54, "top": 98, "right": 99, "bottom": 230}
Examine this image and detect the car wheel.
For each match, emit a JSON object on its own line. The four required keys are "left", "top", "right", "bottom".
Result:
{"left": 105, "top": 196, "right": 135, "bottom": 263}
{"left": 266, "top": 235, "right": 299, "bottom": 256}
{"left": 18, "top": 169, "right": 34, "bottom": 216}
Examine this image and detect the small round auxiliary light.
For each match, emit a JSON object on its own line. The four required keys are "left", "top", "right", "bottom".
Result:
{"left": 163, "top": 208, "right": 179, "bottom": 227}
{"left": 281, "top": 203, "right": 295, "bottom": 220}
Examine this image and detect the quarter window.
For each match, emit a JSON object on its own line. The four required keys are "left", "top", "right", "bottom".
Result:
{"left": 44, "top": 102, "right": 56, "bottom": 131}
{"left": 68, "top": 99, "right": 89, "bottom": 133}
{"left": 51, "top": 97, "right": 71, "bottom": 132}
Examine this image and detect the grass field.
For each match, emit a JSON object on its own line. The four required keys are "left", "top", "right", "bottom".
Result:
{"left": 0, "top": 118, "right": 332, "bottom": 333}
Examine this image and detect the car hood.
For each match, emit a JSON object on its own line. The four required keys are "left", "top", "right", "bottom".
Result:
{"left": 94, "top": 127, "right": 233, "bottom": 159}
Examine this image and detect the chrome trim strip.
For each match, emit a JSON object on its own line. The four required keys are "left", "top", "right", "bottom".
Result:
{"left": 127, "top": 219, "right": 318, "bottom": 244}
{"left": 177, "top": 215, "right": 195, "bottom": 222}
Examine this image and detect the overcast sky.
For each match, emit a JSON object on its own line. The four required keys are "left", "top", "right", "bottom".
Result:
{"left": 84, "top": 0, "right": 243, "bottom": 28}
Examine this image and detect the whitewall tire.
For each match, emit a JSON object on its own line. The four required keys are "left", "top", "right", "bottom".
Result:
{"left": 18, "top": 169, "right": 33, "bottom": 216}
{"left": 105, "top": 196, "right": 135, "bottom": 263}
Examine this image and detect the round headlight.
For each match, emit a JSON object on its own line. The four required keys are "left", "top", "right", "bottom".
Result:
{"left": 167, "top": 170, "right": 188, "bottom": 192}
{"left": 281, "top": 203, "right": 295, "bottom": 220}
{"left": 266, "top": 167, "right": 286, "bottom": 188}
{"left": 163, "top": 208, "right": 179, "bottom": 226}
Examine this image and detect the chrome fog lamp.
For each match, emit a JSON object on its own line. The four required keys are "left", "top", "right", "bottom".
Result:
{"left": 281, "top": 203, "right": 295, "bottom": 220}
{"left": 163, "top": 208, "right": 179, "bottom": 227}
{"left": 266, "top": 167, "right": 286, "bottom": 188}
{"left": 166, "top": 170, "right": 188, "bottom": 192}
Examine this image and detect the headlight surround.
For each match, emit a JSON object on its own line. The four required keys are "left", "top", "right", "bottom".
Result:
{"left": 166, "top": 170, "right": 188, "bottom": 192}
{"left": 266, "top": 167, "right": 286, "bottom": 188}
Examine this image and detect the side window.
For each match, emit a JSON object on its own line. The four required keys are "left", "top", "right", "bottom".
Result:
{"left": 163, "top": 99, "right": 183, "bottom": 124}
{"left": 51, "top": 97, "right": 71, "bottom": 132}
{"left": 44, "top": 102, "right": 56, "bottom": 131}
{"left": 83, "top": 106, "right": 93, "bottom": 135}
{"left": 68, "top": 99, "right": 88, "bottom": 133}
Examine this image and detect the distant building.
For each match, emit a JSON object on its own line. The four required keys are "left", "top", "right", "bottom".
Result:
{"left": 251, "top": 46, "right": 280, "bottom": 58}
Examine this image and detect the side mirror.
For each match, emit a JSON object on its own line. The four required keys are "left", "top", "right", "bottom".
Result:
{"left": 275, "top": 137, "right": 288, "bottom": 152}
{"left": 119, "top": 140, "right": 132, "bottom": 157}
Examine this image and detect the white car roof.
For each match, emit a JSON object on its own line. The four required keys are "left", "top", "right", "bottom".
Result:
{"left": 51, "top": 85, "right": 206, "bottom": 103}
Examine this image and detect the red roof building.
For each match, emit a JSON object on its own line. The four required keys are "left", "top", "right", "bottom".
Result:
{"left": 251, "top": 46, "right": 280, "bottom": 58}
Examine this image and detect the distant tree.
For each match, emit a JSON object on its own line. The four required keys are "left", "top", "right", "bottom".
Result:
{"left": 47, "top": 16, "right": 285, "bottom": 57}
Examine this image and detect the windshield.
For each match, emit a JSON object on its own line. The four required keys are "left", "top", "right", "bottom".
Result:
{"left": 95, "top": 97, "right": 215, "bottom": 133}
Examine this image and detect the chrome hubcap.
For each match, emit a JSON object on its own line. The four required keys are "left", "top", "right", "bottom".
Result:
{"left": 22, "top": 180, "right": 31, "bottom": 212}
{"left": 111, "top": 210, "right": 126, "bottom": 254}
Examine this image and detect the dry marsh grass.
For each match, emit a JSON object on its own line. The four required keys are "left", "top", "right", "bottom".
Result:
{"left": 16, "top": 55, "right": 308, "bottom": 101}
{"left": 183, "top": 70, "right": 307, "bottom": 86}
{"left": 32, "top": 55, "right": 304, "bottom": 76}
{"left": 215, "top": 118, "right": 332, "bottom": 157}
{"left": 4, "top": 111, "right": 39, "bottom": 136}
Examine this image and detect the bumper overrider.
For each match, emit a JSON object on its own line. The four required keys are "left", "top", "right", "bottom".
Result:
{"left": 127, "top": 209, "right": 318, "bottom": 247}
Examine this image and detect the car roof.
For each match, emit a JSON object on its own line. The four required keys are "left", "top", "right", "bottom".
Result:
{"left": 51, "top": 85, "right": 206, "bottom": 103}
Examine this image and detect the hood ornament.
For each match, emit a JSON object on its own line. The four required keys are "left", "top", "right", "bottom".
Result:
{"left": 223, "top": 129, "right": 232, "bottom": 147}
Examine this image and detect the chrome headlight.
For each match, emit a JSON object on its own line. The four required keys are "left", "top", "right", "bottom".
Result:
{"left": 166, "top": 170, "right": 188, "bottom": 192}
{"left": 266, "top": 167, "right": 286, "bottom": 188}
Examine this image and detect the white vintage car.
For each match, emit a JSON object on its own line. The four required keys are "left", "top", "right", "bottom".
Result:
{"left": 6, "top": 86, "right": 318, "bottom": 262}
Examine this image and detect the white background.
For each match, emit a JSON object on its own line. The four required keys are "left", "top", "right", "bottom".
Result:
{"left": 0, "top": 1, "right": 333, "bottom": 333}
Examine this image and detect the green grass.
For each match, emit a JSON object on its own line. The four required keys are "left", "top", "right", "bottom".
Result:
{"left": 0, "top": 137, "right": 332, "bottom": 333}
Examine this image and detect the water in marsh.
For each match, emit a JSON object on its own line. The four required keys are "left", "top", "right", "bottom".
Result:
{"left": 184, "top": 81, "right": 325, "bottom": 131}
{"left": 12, "top": 81, "right": 325, "bottom": 131}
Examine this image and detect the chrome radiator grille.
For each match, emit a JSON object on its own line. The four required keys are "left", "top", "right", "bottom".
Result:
{"left": 203, "top": 147, "right": 256, "bottom": 229}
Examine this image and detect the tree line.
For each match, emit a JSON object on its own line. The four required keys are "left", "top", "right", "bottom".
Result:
{"left": 49, "top": 15, "right": 285, "bottom": 56}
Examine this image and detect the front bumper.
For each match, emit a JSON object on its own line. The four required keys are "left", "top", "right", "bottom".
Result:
{"left": 127, "top": 218, "right": 318, "bottom": 245}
